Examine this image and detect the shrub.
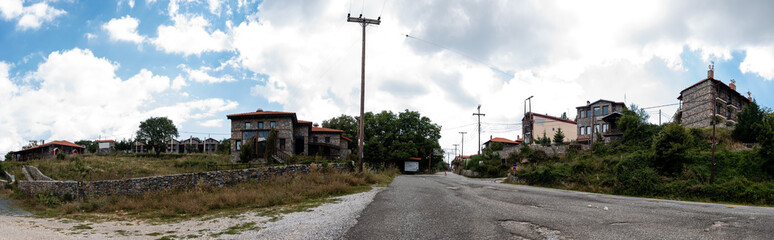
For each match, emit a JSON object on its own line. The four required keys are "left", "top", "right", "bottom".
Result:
{"left": 518, "top": 165, "right": 567, "bottom": 185}
{"left": 652, "top": 123, "right": 690, "bottom": 175}
{"left": 56, "top": 150, "right": 66, "bottom": 160}
{"left": 613, "top": 152, "right": 661, "bottom": 196}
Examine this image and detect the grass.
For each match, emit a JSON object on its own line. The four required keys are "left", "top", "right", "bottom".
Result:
{"left": 14, "top": 167, "right": 400, "bottom": 221}
{"left": 2, "top": 153, "right": 232, "bottom": 181}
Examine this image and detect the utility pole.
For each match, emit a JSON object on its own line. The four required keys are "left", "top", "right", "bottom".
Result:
{"left": 659, "top": 109, "right": 662, "bottom": 125}
{"left": 459, "top": 132, "right": 467, "bottom": 157}
{"left": 473, "top": 105, "right": 486, "bottom": 155}
{"left": 452, "top": 144, "right": 459, "bottom": 157}
{"left": 524, "top": 96, "right": 533, "bottom": 143}
{"left": 710, "top": 78, "right": 717, "bottom": 184}
{"left": 590, "top": 104, "right": 595, "bottom": 160}
{"left": 348, "top": 13, "right": 380, "bottom": 172}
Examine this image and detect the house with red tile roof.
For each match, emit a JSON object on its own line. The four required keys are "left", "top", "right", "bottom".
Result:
{"left": 677, "top": 66, "right": 751, "bottom": 129}
{"left": 522, "top": 112, "right": 578, "bottom": 144}
{"left": 226, "top": 108, "right": 351, "bottom": 163}
{"left": 8, "top": 140, "right": 85, "bottom": 161}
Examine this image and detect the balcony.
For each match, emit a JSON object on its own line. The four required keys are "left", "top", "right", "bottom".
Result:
{"left": 715, "top": 97, "right": 727, "bottom": 104}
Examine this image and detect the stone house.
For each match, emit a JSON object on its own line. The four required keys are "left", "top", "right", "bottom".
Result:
{"left": 677, "top": 67, "right": 751, "bottom": 128}
{"left": 482, "top": 136, "right": 523, "bottom": 160}
{"left": 226, "top": 109, "right": 351, "bottom": 163}
{"left": 576, "top": 99, "right": 626, "bottom": 143}
{"left": 9, "top": 140, "right": 85, "bottom": 161}
{"left": 95, "top": 140, "right": 115, "bottom": 154}
{"left": 522, "top": 112, "right": 578, "bottom": 144}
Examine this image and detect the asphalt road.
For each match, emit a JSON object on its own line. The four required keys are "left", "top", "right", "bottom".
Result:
{"left": 344, "top": 172, "right": 774, "bottom": 240}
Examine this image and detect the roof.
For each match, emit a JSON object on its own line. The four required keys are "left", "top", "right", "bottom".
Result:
{"left": 485, "top": 137, "right": 522, "bottom": 145}
{"left": 226, "top": 110, "right": 297, "bottom": 119}
{"left": 408, "top": 157, "right": 422, "bottom": 161}
{"left": 297, "top": 120, "right": 312, "bottom": 124}
{"left": 576, "top": 99, "right": 626, "bottom": 109}
{"left": 677, "top": 78, "right": 751, "bottom": 103}
{"left": 94, "top": 140, "right": 115, "bottom": 143}
{"left": 14, "top": 140, "right": 85, "bottom": 153}
{"left": 341, "top": 136, "right": 353, "bottom": 142}
{"left": 311, "top": 126, "right": 344, "bottom": 133}
{"left": 528, "top": 112, "right": 577, "bottom": 125}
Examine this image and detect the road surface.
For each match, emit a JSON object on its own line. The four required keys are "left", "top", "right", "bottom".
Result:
{"left": 344, "top": 172, "right": 774, "bottom": 240}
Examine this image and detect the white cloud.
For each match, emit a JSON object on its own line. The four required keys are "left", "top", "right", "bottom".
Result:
{"left": 103, "top": 15, "right": 145, "bottom": 44}
{"left": 171, "top": 75, "right": 187, "bottom": 90}
{"left": 740, "top": 46, "right": 774, "bottom": 80}
{"left": 207, "top": 0, "right": 221, "bottom": 15}
{"left": 84, "top": 33, "right": 97, "bottom": 40}
{"left": 0, "top": 48, "right": 238, "bottom": 159}
{"left": 153, "top": 14, "right": 231, "bottom": 55}
{"left": 0, "top": 0, "right": 23, "bottom": 20}
{"left": 199, "top": 119, "right": 223, "bottom": 127}
{"left": 182, "top": 65, "right": 235, "bottom": 83}
{"left": 16, "top": 2, "right": 66, "bottom": 30}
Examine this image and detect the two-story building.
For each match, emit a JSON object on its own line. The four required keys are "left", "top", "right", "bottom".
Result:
{"left": 677, "top": 66, "right": 751, "bottom": 128}
{"left": 576, "top": 99, "right": 626, "bottom": 143}
{"left": 522, "top": 112, "right": 577, "bottom": 144}
{"left": 226, "top": 109, "right": 351, "bottom": 163}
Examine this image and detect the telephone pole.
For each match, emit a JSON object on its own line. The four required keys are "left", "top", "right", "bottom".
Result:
{"left": 348, "top": 13, "right": 380, "bottom": 172}
{"left": 459, "top": 132, "right": 467, "bottom": 157}
{"left": 472, "top": 105, "right": 485, "bottom": 155}
{"left": 452, "top": 144, "right": 459, "bottom": 157}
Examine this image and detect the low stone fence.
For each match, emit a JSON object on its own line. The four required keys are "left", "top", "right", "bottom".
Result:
{"left": 23, "top": 166, "right": 54, "bottom": 181}
{"left": 17, "top": 163, "right": 351, "bottom": 199}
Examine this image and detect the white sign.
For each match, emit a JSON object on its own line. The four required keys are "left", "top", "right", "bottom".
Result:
{"left": 404, "top": 161, "right": 419, "bottom": 172}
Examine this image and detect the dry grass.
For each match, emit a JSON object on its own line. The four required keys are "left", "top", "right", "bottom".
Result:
{"left": 26, "top": 167, "right": 400, "bottom": 221}
{"left": 2, "top": 153, "right": 231, "bottom": 181}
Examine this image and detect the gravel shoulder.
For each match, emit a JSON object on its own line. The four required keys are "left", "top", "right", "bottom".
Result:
{"left": 0, "top": 187, "right": 384, "bottom": 239}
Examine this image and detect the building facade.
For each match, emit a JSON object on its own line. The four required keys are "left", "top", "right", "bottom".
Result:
{"left": 95, "top": 140, "right": 115, "bottom": 154}
{"left": 227, "top": 109, "right": 350, "bottom": 163}
{"left": 576, "top": 99, "right": 627, "bottom": 143}
{"left": 677, "top": 67, "right": 751, "bottom": 128}
{"left": 9, "top": 140, "right": 85, "bottom": 161}
{"left": 522, "top": 113, "right": 577, "bottom": 144}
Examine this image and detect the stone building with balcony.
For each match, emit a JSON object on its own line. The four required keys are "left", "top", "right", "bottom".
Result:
{"left": 226, "top": 109, "right": 351, "bottom": 163}
{"left": 677, "top": 66, "right": 751, "bottom": 129}
{"left": 576, "top": 99, "right": 626, "bottom": 144}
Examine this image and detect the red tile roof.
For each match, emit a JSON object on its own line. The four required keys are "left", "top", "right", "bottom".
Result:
{"left": 408, "top": 157, "right": 422, "bottom": 161}
{"left": 297, "top": 120, "right": 312, "bottom": 124}
{"left": 94, "top": 140, "right": 114, "bottom": 143}
{"left": 529, "top": 113, "right": 577, "bottom": 125}
{"left": 341, "top": 136, "right": 353, "bottom": 142}
{"left": 677, "top": 78, "right": 751, "bottom": 103}
{"left": 226, "top": 110, "right": 296, "bottom": 118}
{"left": 17, "top": 140, "right": 84, "bottom": 152}
{"left": 486, "top": 137, "right": 522, "bottom": 145}
{"left": 311, "top": 126, "right": 344, "bottom": 133}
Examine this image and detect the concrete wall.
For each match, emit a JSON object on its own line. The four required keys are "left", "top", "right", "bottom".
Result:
{"left": 18, "top": 163, "right": 351, "bottom": 199}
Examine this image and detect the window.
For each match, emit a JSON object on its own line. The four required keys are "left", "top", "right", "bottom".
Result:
{"left": 603, "top": 124, "right": 609, "bottom": 132}
{"left": 325, "top": 137, "right": 330, "bottom": 143}
{"left": 579, "top": 110, "right": 585, "bottom": 118}
{"left": 258, "top": 122, "right": 264, "bottom": 129}
{"left": 595, "top": 124, "right": 600, "bottom": 133}
{"left": 236, "top": 140, "right": 241, "bottom": 150}
{"left": 593, "top": 107, "right": 600, "bottom": 116}
{"left": 270, "top": 121, "right": 276, "bottom": 128}
{"left": 279, "top": 139, "right": 286, "bottom": 150}
{"left": 586, "top": 126, "right": 591, "bottom": 134}
{"left": 313, "top": 137, "right": 318, "bottom": 143}
{"left": 580, "top": 127, "right": 585, "bottom": 135}
{"left": 245, "top": 122, "right": 251, "bottom": 129}
{"left": 602, "top": 106, "right": 609, "bottom": 115}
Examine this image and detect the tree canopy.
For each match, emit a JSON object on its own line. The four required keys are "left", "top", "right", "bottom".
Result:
{"left": 553, "top": 128, "right": 565, "bottom": 145}
{"left": 733, "top": 101, "right": 766, "bottom": 143}
{"left": 135, "top": 117, "right": 179, "bottom": 156}
{"left": 75, "top": 140, "right": 98, "bottom": 153}
{"left": 322, "top": 114, "right": 358, "bottom": 151}
{"left": 617, "top": 104, "right": 656, "bottom": 146}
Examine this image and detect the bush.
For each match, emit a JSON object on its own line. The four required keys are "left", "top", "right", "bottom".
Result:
{"left": 652, "top": 123, "right": 690, "bottom": 175}
{"left": 56, "top": 151, "right": 66, "bottom": 160}
{"left": 518, "top": 165, "right": 567, "bottom": 185}
{"left": 613, "top": 152, "right": 661, "bottom": 196}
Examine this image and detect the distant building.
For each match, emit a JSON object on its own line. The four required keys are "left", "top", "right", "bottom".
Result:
{"left": 576, "top": 99, "right": 627, "bottom": 144}
{"left": 9, "top": 140, "right": 85, "bottom": 161}
{"left": 522, "top": 113, "right": 577, "bottom": 144}
{"left": 95, "top": 140, "right": 115, "bottom": 154}
{"left": 677, "top": 66, "right": 751, "bottom": 128}
{"left": 483, "top": 136, "right": 523, "bottom": 160}
{"left": 226, "top": 109, "right": 351, "bottom": 163}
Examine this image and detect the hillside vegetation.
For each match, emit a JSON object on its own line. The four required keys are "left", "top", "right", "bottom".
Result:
{"left": 510, "top": 103, "right": 774, "bottom": 206}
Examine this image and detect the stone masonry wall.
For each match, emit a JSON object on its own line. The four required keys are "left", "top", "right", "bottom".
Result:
{"left": 18, "top": 163, "right": 352, "bottom": 199}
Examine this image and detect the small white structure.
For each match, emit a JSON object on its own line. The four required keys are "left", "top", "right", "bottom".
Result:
{"left": 404, "top": 157, "right": 420, "bottom": 173}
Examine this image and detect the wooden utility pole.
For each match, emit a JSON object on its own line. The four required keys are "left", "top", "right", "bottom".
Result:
{"left": 710, "top": 80, "right": 717, "bottom": 184}
{"left": 348, "top": 14, "right": 380, "bottom": 172}
{"left": 473, "top": 105, "right": 486, "bottom": 155}
{"left": 590, "top": 105, "right": 595, "bottom": 160}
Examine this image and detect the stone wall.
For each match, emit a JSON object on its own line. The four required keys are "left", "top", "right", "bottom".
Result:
{"left": 24, "top": 166, "right": 54, "bottom": 181}
{"left": 18, "top": 163, "right": 352, "bottom": 199}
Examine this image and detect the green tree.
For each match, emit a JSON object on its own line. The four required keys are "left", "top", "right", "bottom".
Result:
{"left": 264, "top": 128, "right": 278, "bottom": 163}
{"left": 538, "top": 131, "right": 551, "bottom": 146}
{"left": 135, "top": 117, "right": 179, "bottom": 157}
{"left": 561, "top": 112, "right": 568, "bottom": 120}
{"left": 239, "top": 137, "right": 256, "bottom": 163}
{"left": 216, "top": 138, "right": 231, "bottom": 155}
{"left": 322, "top": 114, "right": 358, "bottom": 151}
{"left": 4, "top": 152, "right": 11, "bottom": 161}
{"left": 75, "top": 140, "right": 98, "bottom": 153}
{"left": 733, "top": 101, "right": 766, "bottom": 143}
{"left": 618, "top": 104, "right": 653, "bottom": 145}
{"left": 115, "top": 139, "right": 133, "bottom": 152}
{"left": 652, "top": 123, "right": 690, "bottom": 175}
{"left": 361, "top": 110, "right": 442, "bottom": 170}
{"left": 758, "top": 113, "right": 774, "bottom": 175}
{"left": 490, "top": 142, "right": 504, "bottom": 151}
{"left": 553, "top": 128, "right": 565, "bottom": 145}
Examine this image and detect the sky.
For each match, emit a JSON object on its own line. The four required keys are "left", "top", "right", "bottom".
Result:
{"left": 2, "top": 0, "right": 774, "bottom": 161}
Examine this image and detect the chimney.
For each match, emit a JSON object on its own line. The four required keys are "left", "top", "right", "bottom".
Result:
{"left": 313, "top": 123, "right": 319, "bottom": 127}
{"left": 729, "top": 79, "right": 736, "bottom": 91}
{"left": 256, "top": 108, "right": 263, "bottom": 112}
{"left": 748, "top": 91, "right": 752, "bottom": 102}
{"left": 586, "top": 100, "right": 590, "bottom": 106}
{"left": 708, "top": 62, "right": 715, "bottom": 79}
